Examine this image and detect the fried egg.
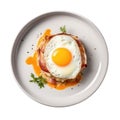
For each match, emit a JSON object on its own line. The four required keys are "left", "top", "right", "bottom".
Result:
{"left": 44, "top": 35, "right": 82, "bottom": 80}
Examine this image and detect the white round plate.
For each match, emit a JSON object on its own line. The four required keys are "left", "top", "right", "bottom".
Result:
{"left": 11, "top": 11, "right": 108, "bottom": 107}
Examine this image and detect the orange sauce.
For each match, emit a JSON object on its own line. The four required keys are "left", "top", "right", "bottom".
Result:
{"left": 48, "top": 79, "right": 81, "bottom": 90}
{"left": 37, "top": 29, "right": 51, "bottom": 48}
{"left": 26, "top": 52, "right": 41, "bottom": 76}
{"left": 25, "top": 29, "right": 81, "bottom": 90}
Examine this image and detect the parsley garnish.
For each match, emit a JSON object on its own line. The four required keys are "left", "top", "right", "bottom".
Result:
{"left": 60, "top": 25, "right": 66, "bottom": 33}
{"left": 30, "top": 73, "right": 47, "bottom": 88}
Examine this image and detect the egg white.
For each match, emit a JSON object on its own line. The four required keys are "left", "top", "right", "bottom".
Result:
{"left": 44, "top": 35, "right": 81, "bottom": 79}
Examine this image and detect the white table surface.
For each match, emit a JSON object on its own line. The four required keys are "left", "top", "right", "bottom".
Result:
{"left": 0, "top": 0, "right": 119, "bottom": 120}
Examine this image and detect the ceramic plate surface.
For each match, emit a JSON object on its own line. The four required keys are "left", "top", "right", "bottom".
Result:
{"left": 11, "top": 11, "right": 108, "bottom": 107}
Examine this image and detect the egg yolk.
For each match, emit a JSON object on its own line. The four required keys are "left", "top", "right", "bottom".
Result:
{"left": 52, "top": 48, "right": 72, "bottom": 66}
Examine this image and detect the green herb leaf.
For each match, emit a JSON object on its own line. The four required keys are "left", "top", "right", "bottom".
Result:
{"left": 31, "top": 73, "right": 35, "bottom": 79}
{"left": 29, "top": 73, "right": 47, "bottom": 88}
{"left": 29, "top": 80, "right": 34, "bottom": 82}
{"left": 60, "top": 25, "right": 66, "bottom": 33}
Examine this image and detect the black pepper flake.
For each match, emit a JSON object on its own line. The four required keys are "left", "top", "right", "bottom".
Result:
{"left": 31, "top": 48, "right": 33, "bottom": 50}
{"left": 94, "top": 48, "right": 96, "bottom": 50}
{"left": 40, "top": 33, "right": 42, "bottom": 35}
{"left": 71, "top": 88, "right": 73, "bottom": 90}
{"left": 78, "top": 84, "right": 80, "bottom": 87}
{"left": 32, "top": 44, "right": 34, "bottom": 46}
{"left": 27, "top": 51, "right": 29, "bottom": 53}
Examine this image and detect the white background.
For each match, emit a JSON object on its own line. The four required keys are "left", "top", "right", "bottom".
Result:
{"left": 0, "top": 0, "right": 119, "bottom": 120}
